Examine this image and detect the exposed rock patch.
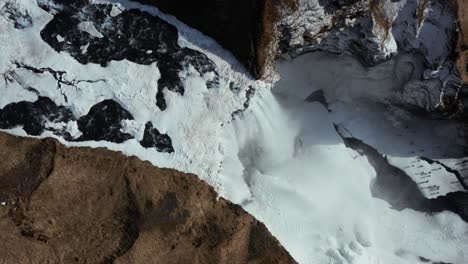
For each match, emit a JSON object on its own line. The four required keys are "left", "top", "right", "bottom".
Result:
{"left": 0, "top": 98, "right": 174, "bottom": 153}
{"left": 38, "top": 0, "right": 219, "bottom": 111}
{"left": 0, "top": 132, "right": 296, "bottom": 263}
{"left": 136, "top": 0, "right": 465, "bottom": 115}
{"left": 76, "top": 100, "right": 134, "bottom": 143}
{"left": 0, "top": 97, "right": 73, "bottom": 136}
{"left": 140, "top": 122, "right": 174, "bottom": 152}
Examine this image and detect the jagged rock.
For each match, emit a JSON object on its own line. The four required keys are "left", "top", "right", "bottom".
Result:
{"left": 76, "top": 100, "right": 134, "bottom": 143}
{"left": 0, "top": 97, "right": 73, "bottom": 136}
{"left": 0, "top": 98, "right": 174, "bottom": 152}
{"left": 0, "top": 132, "right": 296, "bottom": 264}
{"left": 141, "top": 0, "right": 465, "bottom": 112}
{"left": 139, "top": 122, "right": 174, "bottom": 153}
{"left": 134, "top": 0, "right": 298, "bottom": 79}
{"left": 38, "top": 0, "right": 219, "bottom": 111}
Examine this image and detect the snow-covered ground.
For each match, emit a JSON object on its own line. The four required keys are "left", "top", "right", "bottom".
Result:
{"left": 0, "top": 0, "right": 260, "bottom": 190}
{"left": 1, "top": 0, "right": 468, "bottom": 263}
{"left": 221, "top": 52, "right": 468, "bottom": 263}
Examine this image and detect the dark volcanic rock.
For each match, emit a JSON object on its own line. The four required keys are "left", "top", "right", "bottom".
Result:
{"left": 134, "top": 0, "right": 297, "bottom": 78}
{"left": 0, "top": 132, "right": 296, "bottom": 264}
{"left": 76, "top": 100, "right": 133, "bottom": 143}
{"left": 38, "top": 0, "right": 219, "bottom": 110}
{"left": 140, "top": 122, "right": 174, "bottom": 153}
{"left": 0, "top": 97, "right": 73, "bottom": 136}
{"left": 0, "top": 98, "right": 174, "bottom": 152}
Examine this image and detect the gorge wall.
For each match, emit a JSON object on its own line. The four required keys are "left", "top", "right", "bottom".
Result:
{"left": 451, "top": 0, "right": 467, "bottom": 82}
{"left": 134, "top": 0, "right": 297, "bottom": 79}
{"left": 139, "top": 0, "right": 468, "bottom": 85}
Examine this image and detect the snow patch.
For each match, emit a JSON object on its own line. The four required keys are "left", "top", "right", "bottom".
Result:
{"left": 77, "top": 21, "right": 104, "bottom": 38}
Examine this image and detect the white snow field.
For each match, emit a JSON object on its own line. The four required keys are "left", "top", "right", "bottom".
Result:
{"left": 221, "top": 52, "right": 468, "bottom": 263}
{"left": 1, "top": 0, "right": 468, "bottom": 263}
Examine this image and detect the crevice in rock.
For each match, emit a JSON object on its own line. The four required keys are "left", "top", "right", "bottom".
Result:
{"left": 102, "top": 176, "right": 141, "bottom": 264}
{"left": 13, "top": 61, "right": 105, "bottom": 103}
{"left": 2, "top": 138, "right": 57, "bottom": 226}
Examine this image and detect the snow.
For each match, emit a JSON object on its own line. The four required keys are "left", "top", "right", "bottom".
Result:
{"left": 1, "top": 0, "right": 467, "bottom": 263}
{"left": 109, "top": 4, "right": 121, "bottom": 17}
{"left": 0, "top": 0, "right": 252, "bottom": 191}
{"left": 77, "top": 21, "right": 104, "bottom": 38}
{"left": 219, "top": 51, "right": 468, "bottom": 263}
{"left": 55, "top": 34, "right": 64, "bottom": 42}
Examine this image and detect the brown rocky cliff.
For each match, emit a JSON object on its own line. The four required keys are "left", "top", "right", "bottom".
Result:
{"left": 140, "top": 0, "right": 466, "bottom": 82}
{"left": 135, "top": 0, "right": 297, "bottom": 79}
{"left": 0, "top": 132, "right": 296, "bottom": 264}
{"left": 453, "top": 0, "right": 468, "bottom": 82}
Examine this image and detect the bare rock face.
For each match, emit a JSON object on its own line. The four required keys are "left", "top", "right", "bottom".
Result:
{"left": 0, "top": 132, "right": 296, "bottom": 264}
{"left": 140, "top": 0, "right": 465, "bottom": 113}
{"left": 133, "top": 0, "right": 297, "bottom": 79}
{"left": 451, "top": 0, "right": 468, "bottom": 82}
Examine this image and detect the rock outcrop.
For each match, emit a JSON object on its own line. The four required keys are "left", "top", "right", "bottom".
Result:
{"left": 0, "top": 132, "right": 296, "bottom": 263}
{"left": 134, "top": 0, "right": 297, "bottom": 79}
{"left": 450, "top": 0, "right": 468, "bottom": 82}
{"left": 142, "top": 0, "right": 466, "bottom": 112}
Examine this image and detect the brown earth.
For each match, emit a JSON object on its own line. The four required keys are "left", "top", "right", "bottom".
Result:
{"left": 452, "top": 0, "right": 468, "bottom": 82}
{"left": 134, "top": 0, "right": 297, "bottom": 79}
{"left": 0, "top": 132, "right": 296, "bottom": 264}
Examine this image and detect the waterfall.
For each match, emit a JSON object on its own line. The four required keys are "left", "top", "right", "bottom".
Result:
{"left": 219, "top": 52, "right": 468, "bottom": 264}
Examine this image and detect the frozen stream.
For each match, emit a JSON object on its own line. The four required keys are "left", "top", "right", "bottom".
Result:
{"left": 221, "top": 52, "right": 468, "bottom": 264}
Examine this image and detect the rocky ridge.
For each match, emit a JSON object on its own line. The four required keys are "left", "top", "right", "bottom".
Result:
{"left": 0, "top": 132, "right": 296, "bottom": 263}
{"left": 133, "top": 0, "right": 298, "bottom": 79}
{"left": 143, "top": 0, "right": 468, "bottom": 113}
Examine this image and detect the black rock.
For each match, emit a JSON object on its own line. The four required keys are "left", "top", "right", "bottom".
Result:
{"left": 38, "top": 0, "right": 219, "bottom": 111}
{"left": 0, "top": 96, "right": 174, "bottom": 152}
{"left": 0, "top": 97, "right": 73, "bottom": 136}
{"left": 140, "top": 122, "right": 174, "bottom": 153}
{"left": 76, "top": 100, "right": 134, "bottom": 143}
